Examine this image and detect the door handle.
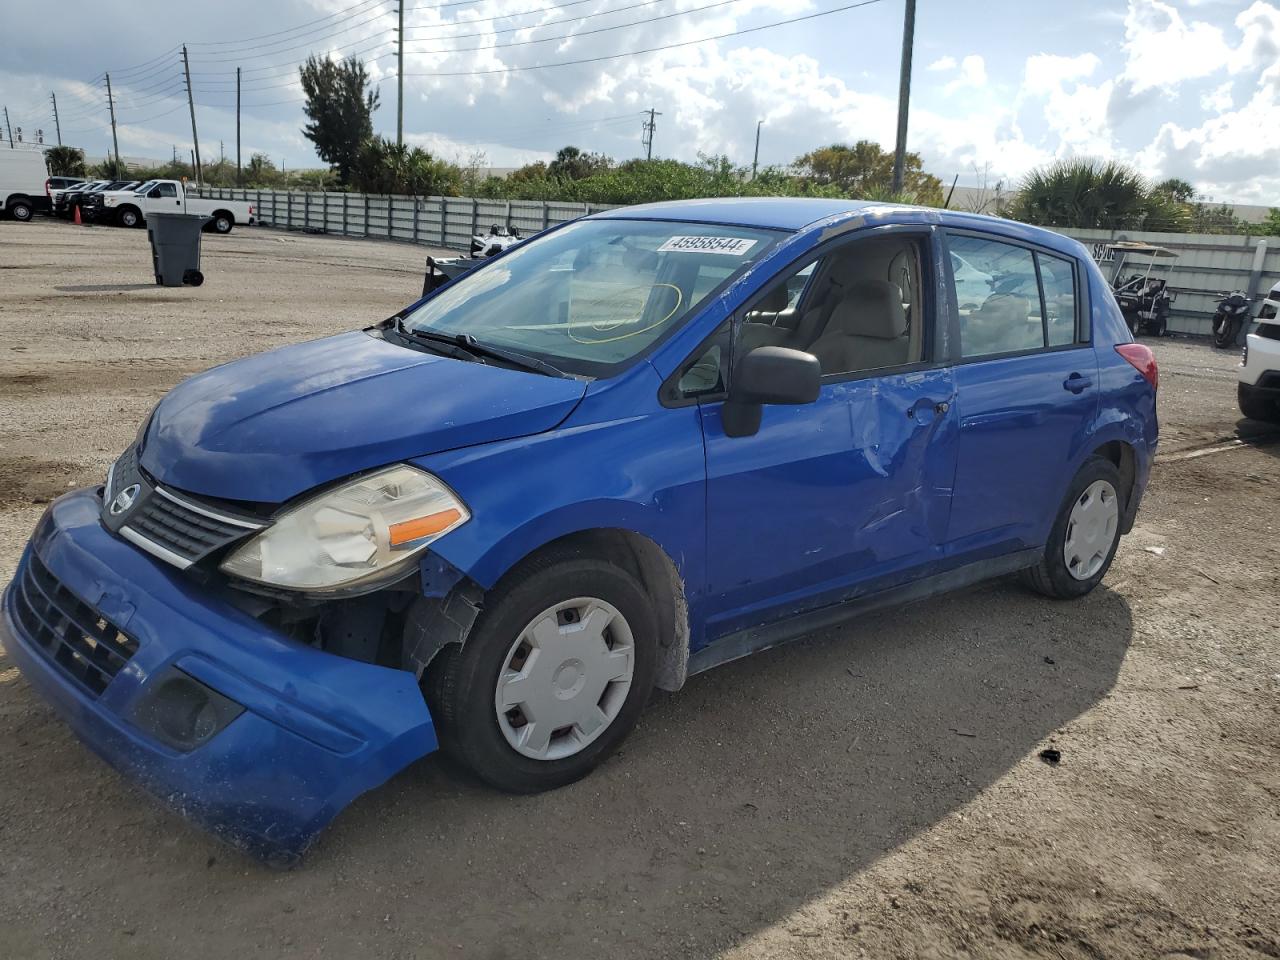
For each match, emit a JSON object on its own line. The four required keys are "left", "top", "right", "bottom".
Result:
{"left": 934, "top": 400, "right": 950, "bottom": 415}
{"left": 907, "top": 399, "right": 950, "bottom": 420}
{"left": 1063, "top": 373, "right": 1092, "bottom": 394}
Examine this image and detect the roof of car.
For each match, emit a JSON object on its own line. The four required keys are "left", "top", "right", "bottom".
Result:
{"left": 590, "top": 197, "right": 880, "bottom": 231}
{"left": 590, "top": 197, "right": 1081, "bottom": 253}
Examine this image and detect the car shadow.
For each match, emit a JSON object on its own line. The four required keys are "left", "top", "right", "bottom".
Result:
{"left": 308, "top": 575, "right": 1133, "bottom": 957}
{"left": 52, "top": 283, "right": 158, "bottom": 293}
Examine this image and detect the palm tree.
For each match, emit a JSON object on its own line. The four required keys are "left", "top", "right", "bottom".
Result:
{"left": 1012, "top": 158, "right": 1154, "bottom": 230}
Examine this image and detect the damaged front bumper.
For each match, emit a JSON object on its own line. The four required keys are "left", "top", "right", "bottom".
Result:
{"left": 0, "top": 488, "right": 438, "bottom": 866}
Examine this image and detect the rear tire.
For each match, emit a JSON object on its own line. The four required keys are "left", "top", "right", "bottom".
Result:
{"left": 1238, "top": 383, "right": 1280, "bottom": 423}
{"left": 1022, "top": 457, "right": 1125, "bottom": 600}
{"left": 211, "top": 213, "right": 233, "bottom": 234}
{"left": 9, "top": 199, "right": 33, "bottom": 222}
{"left": 426, "top": 548, "right": 657, "bottom": 793}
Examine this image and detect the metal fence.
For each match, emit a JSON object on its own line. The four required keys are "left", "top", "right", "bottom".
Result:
{"left": 194, "top": 188, "right": 1278, "bottom": 338}
{"left": 1058, "top": 227, "right": 1277, "bottom": 337}
{"left": 193, "top": 187, "right": 616, "bottom": 252}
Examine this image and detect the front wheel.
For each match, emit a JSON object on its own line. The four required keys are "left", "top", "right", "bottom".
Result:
{"left": 426, "top": 550, "right": 657, "bottom": 793}
{"left": 1023, "top": 457, "right": 1125, "bottom": 600}
{"left": 1213, "top": 314, "right": 1241, "bottom": 348}
{"left": 117, "top": 207, "right": 141, "bottom": 228}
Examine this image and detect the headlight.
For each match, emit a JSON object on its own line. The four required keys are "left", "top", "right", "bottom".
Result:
{"left": 104, "top": 196, "right": 118, "bottom": 206}
{"left": 219, "top": 465, "right": 469, "bottom": 593}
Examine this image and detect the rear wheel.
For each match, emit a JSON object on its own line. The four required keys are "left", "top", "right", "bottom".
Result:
{"left": 211, "top": 212, "right": 233, "bottom": 234}
{"left": 1023, "top": 457, "right": 1124, "bottom": 599}
{"left": 1238, "top": 382, "right": 1280, "bottom": 423}
{"left": 9, "top": 199, "right": 33, "bottom": 222}
{"left": 427, "top": 549, "right": 657, "bottom": 793}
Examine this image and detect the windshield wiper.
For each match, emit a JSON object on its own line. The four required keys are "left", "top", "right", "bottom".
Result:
{"left": 393, "top": 319, "right": 568, "bottom": 378}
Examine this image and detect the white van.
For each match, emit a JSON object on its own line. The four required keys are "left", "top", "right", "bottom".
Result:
{"left": 1, "top": 146, "right": 50, "bottom": 222}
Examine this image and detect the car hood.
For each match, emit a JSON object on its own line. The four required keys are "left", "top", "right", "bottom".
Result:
{"left": 139, "top": 331, "right": 588, "bottom": 504}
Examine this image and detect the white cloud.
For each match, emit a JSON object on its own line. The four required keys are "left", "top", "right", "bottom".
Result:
{"left": 1023, "top": 53, "right": 1100, "bottom": 95}
{"left": 1200, "top": 81, "right": 1233, "bottom": 113}
{"left": 944, "top": 55, "right": 987, "bottom": 94}
{"left": 1120, "top": 0, "right": 1232, "bottom": 92}
{"left": 927, "top": 56, "right": 957, "bottom": 72}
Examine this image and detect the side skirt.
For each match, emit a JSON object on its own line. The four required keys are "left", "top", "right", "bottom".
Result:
{"left": 687, "top": 548, "right": 1042, "bottom": 677}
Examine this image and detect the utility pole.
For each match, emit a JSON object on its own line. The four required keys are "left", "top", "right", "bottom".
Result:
{"left": 3, "top": 107, "right": 12, "bottom": 147}
{"left": 51, "top": 93, "right": 62, "bottom": 145}
{"left": 891, "top": 0, "right": 917, "bottom": 195}
{"left": 181, "top": 45, "right": 202, "bottom": 186}
{"left": 396, "top": 2, "right": 405, "bottom": 146}
{"left": 105, "top": 73, "right": 121, "bottom": 171}
{"left": 641, "top": 108, "right": 661, "bottom": 160}
{"left": 752, "top": 119, "right": 763, "bottom": 179}
{"left": 236, "top": 66, "right": 242, "bottom": 185}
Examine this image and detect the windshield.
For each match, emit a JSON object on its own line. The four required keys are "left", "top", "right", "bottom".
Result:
{"left": 133, "top": 180, "right": 158, "bottom": 194}
{"left": 401, "top": 219, "right": 784, "bottom": 376}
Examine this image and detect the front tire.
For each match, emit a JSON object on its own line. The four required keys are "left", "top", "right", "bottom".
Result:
{"left": 1213, "top": 314, "right": 1240, "bottom": 348}
{"left": 117, "top": 206, "right": 141, "bottom": 228}
{"left": 427, "top": 549, "right": 657, "bottom": 793}
{"left": 1023, "top": 457, "right": 1125, "bottom": 600}
{"left": 1238, "top": 382, "right": 1280, "bottom": 423}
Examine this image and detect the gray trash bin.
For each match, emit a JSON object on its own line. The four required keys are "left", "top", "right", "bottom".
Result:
{"left": 147, "top": 213, "right": 210, "bottom": 287}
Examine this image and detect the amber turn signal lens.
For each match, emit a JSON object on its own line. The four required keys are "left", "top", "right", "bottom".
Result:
{"left": 388, "top": 508, "right": 463, "bottom": 547}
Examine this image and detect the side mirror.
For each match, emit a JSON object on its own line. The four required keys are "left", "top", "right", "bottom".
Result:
{"left": 722, "top": 346, "right": 821, "bottom": 437}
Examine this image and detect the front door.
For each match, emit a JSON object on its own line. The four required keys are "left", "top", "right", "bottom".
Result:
{"left": 694, "top": 228, "right": 959, "bottom": 642}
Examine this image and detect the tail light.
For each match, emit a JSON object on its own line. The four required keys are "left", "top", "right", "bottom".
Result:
{"left": 249, "top": 205, "right": 255, "bottom": 214}
{"left": 45, "top": 178, "right": 52, "bottom": 196}
{"left": 1116, "top": 343, "right": 1158, "bottom": 390}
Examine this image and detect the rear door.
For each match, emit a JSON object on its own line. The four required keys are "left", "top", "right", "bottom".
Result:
{"left": 943, "top": 231, "right": 1098, "bottom": 551}
{"left": 691, "top": 227, "right": 959, "bottom": 641}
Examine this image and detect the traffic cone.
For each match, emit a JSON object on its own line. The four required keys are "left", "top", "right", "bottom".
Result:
{"left": 73, "top": 204, "right": 81, "bottom": 225}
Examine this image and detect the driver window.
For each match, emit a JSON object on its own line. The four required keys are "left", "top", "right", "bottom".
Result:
{"left": 156, "top": 183, "right": 178, "bottom": 198}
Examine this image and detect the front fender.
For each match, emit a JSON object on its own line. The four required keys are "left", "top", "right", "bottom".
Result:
{"left": 411, "top": 382, "right": 707, "bottom": 627}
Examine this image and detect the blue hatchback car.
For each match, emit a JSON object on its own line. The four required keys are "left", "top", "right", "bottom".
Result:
{"left": 2, "top": 199, "right": 1158, "bottom": 862}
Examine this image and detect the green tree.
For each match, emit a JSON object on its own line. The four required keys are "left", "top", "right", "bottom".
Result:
{"left": 547, "top": 145, "right": 612, "bottom": 181}
{"left": 299, "top": 55, "right": 379, "bottom": 185}
{"left": 1258, "top": 209, "right": 1280, "bottom": 237}
{"left": 351, "top": 137, "right": 461, "bottom": 196}
{"left": 793, "top": 140, "right": 944, "bottom": 205}
{"left": 45, "top": 146, "right": 87, "bottom": 177}
{"left": 1011, "top": 158, "right": 1166, "bottom": 230}
{"left": 1152, "top": 177, "right": 1196, "bottom": 203}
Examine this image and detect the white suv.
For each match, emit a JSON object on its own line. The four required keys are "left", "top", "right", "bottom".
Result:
{"left": 1239, "top": 280, "right": 1280, "bottom": 423}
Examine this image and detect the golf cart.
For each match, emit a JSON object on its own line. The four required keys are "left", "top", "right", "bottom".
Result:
{"left": 1098, "top": 241, "right": 1178, "bottom": 337}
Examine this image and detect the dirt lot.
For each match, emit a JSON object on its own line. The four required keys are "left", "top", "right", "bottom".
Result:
{"left": 1, "top": 217, "right": 1278, "bottom": 960}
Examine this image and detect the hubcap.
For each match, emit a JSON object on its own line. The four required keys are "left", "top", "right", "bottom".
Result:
{"left": 1063, "top": 479, "right": 1119, "bottom": 580}
{"left": 494, "top": 597, "right": 634, "bottom": 761}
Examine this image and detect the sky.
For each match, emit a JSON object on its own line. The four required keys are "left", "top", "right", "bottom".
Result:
{"left": 1, "top": 0, "right": 1277, "bottom": 203}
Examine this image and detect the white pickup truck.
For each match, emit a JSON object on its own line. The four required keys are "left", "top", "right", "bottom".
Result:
{"left": 98, "top": 179, "right": 255, "bottom": 233}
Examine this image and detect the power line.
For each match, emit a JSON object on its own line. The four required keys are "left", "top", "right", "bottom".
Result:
{"left": 186, "top": 10, "right": 394, "bottom": 64}
{"left": 186, "top": 0, "right": 388, "bottom": 46}
{"left": 404, "top": 0, "right": 886, "bottom": 77}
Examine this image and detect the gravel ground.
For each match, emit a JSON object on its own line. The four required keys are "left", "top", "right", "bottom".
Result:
{"left": 1, "top": 218, "right": 1278, "bottom": 960}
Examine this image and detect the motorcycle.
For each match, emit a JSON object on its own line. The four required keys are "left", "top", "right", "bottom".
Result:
{"left": 1211, "top": 291, "right": 1252, "bottom": 349}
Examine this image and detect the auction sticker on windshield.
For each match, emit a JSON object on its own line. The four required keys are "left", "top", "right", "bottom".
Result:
{"left": 657, "top": 236, "right": 759, "bottom": 256}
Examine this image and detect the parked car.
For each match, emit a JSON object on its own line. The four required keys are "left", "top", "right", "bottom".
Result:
{"left": 1238, "top": 280, "right": 1280, "bottom": 422}
{"left": 0, "top": 145, "right": 51, "bottom": 221}
{"left": 0, "top": 199, "right": 1159, "bottom": 864}
{"left": 81, "top": 180, "right": 140, "bottom": 222}
{"left": 100, "top": 178, "right": 255, "bottom": 232}
{"left": 45, "top": 176, "right": 85, "bottom": 213}
{"left": 59, "top": 179, "right": 126, "bottom": 218}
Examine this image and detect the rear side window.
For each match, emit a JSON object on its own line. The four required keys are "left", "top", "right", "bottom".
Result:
{"left": 950, "top": 236, "right": 1043, "bottom": 358}
{"left": 950, "top": 234, "right": 1082, "bottom": 358}
{"left": 1038, "top": 252, "right": 1078, "bottom": 347}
